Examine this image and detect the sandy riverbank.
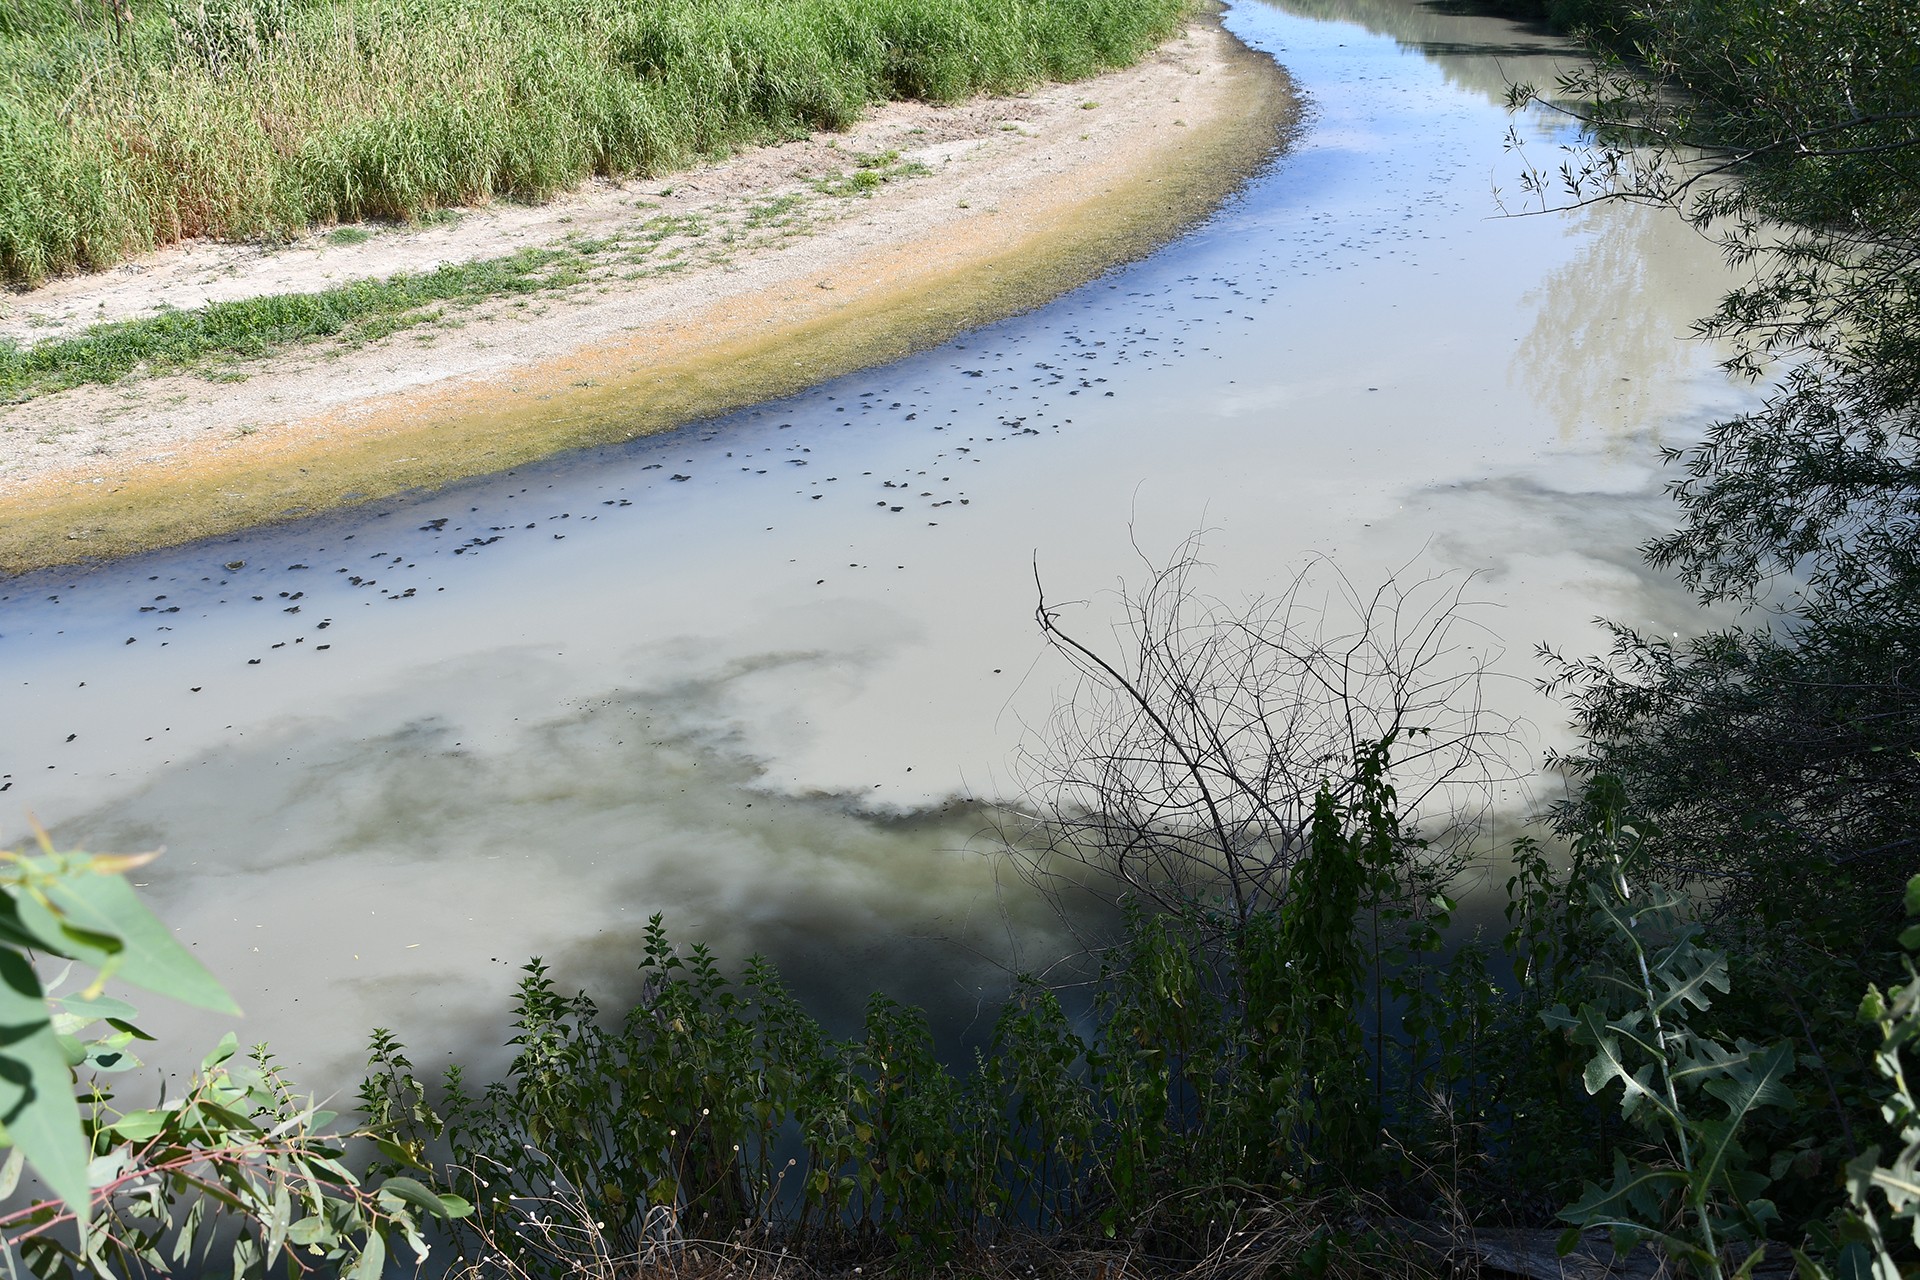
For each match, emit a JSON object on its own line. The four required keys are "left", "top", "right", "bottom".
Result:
{"left": 0, "top": 12, "right": 1294, "bottom": 574}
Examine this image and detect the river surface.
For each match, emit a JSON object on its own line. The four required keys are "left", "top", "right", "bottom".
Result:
{"left": 0, "top": 0, "right": 1757, "bottom": 1093}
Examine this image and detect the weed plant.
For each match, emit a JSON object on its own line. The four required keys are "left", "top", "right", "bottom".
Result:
{"left": 0, "top": 0, "right": 1191, "bottom": 284}
{"left": 357, "top": 761, "right": 1916, "bottom": 1279}
{"left": 358, "top": 772, "right": 1615, "bottom": 1277}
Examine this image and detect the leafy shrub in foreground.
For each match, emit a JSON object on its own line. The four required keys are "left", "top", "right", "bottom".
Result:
{"left": 0, "top": 835, "right": 468, "bottom": 1280}
{"left": 362, "top": 765, "right": 1505, "bottom": 1274}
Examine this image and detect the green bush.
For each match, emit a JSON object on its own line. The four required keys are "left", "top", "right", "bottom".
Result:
{"left": 0, "top": 834, "right": 468, "bottom": 1279}
{"left": 358, "top": 764, "right": 1593, "bottom": 1273}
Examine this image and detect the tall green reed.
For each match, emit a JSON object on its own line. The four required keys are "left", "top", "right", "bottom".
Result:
{"left": 0, "top": 0, "right": 1193, "bottom": 284}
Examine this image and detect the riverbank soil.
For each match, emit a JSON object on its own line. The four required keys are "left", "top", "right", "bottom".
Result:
{"left": 0, "top": 14, "right": 1295, "bottom": 574}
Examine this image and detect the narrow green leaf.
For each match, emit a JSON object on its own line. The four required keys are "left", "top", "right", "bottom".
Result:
{"left": 107, "top": 1110, "right": 171, "bottom": 1143}
{"left": 346, "top": 1228, "right": 386, "bottom": 1280}
{"left": 1559, "top": 1154, "right": 1688, "bottom": 1229}
{"left": 0, "top": 950, "right": 88, "bottom": 1214}
{"left": 174, "top": 1188, "right": 211, "bottom": 1266}
{"left": 0, "top": 891, "right": 103, "bottom": 964}
{"left": 202, "top": 1032, "right": 240, "bottom": 1072}
{"left": 231, "top": 1230, "right": 264, "bottom": 1280}
{"left": 52, "top": 992, "right": 140, "bottom": 1025}
{"left": 0, "top": 1146, "right": 23, "bottom": 1198}
{"left": 85, "top": 1148, "right": 131, "bottom": 1187}
{"left": 371, "top": 1136, "right": 425, "bottom": 1171}
{"left": 264, "top": 1182, "right": 292, "bottom": 1267}
{"left": 378, "top": 1175, "right": 453, "bottom": 1219}
{"left": 1696, "top": 1040, "right": 1796, "bottom": 1196}
{"left": 1790, "top": 1245, "right": 1835, "bottom": 1280}
{"left": 43, "top": 872, "right": 239, "bottom": 1015}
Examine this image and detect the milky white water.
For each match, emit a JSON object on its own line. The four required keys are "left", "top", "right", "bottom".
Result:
{"left": 0, "top": 0, "right": 1758, "bottom": 1093}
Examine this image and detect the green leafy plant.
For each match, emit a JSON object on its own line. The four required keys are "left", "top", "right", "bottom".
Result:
{"left": 4, "top": 1036, "right": 471, "bottom": 1280}
{"left": 0, "top": 830, "right": 470, "bottom": 1278}
{"left": 1546, "top": 793, "right": 1797, "bottom": 1279}
{"left": 1510, "top": 0, "right": 1920, "bottom": 944}
{"left": 0, "top": 831, "right": 238, "bottom": 1213}
{"left": 1795, "top": 874, "right": 1920, "bottom": 1280}
{"left": 359, "top": 751, "right": 1482, "bottom": 1273}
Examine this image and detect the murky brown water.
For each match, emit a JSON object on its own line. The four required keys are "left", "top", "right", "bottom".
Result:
{"left": 0, "top": 0, "right": 1757, "bottom": 1094}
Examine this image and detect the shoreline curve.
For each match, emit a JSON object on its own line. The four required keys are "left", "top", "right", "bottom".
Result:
{"left": 0, "top": 12, "right": 1296, "bottom": 575}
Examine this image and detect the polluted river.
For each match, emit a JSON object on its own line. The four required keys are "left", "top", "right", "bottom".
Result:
{"left": 0, "top": 0, "right": 1759, "bottom": 1094}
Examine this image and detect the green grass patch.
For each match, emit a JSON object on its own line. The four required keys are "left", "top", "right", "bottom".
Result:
{"left": 0, "top": 246, "right": 581, "bottom": 400}
{"left": 0, "top": 0, "right": 1193, "bottom": 286}
{"left": 812, "top": 148, "right": 933, "bottom": 197}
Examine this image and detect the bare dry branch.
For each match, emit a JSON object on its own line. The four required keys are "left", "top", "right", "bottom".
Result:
{"left": 999, "top": 538, "right": 1525, "bottom": 932}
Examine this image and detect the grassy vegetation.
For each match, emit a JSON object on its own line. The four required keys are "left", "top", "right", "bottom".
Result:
{"left": 0, "top": 0, "right": 1191, "bottom": 286}
{"left": 0, "top": 154, "right": 939, "bottom": 403}
{"left": 0, "top": 247, "right": 583, "bottom": 400}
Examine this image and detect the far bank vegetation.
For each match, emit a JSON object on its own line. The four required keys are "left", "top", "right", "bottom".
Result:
{"left": 0, "top": 0, "right": 1188, "bottom": 284}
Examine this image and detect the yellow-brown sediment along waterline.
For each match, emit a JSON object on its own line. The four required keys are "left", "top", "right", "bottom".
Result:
{"left": 0, "top": 20, "right": 1295, "bottom": 575}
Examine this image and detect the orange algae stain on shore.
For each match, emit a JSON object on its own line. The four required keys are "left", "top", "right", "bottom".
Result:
{"left": 0, "top": 30, "right": 1294, "bottom": 575}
